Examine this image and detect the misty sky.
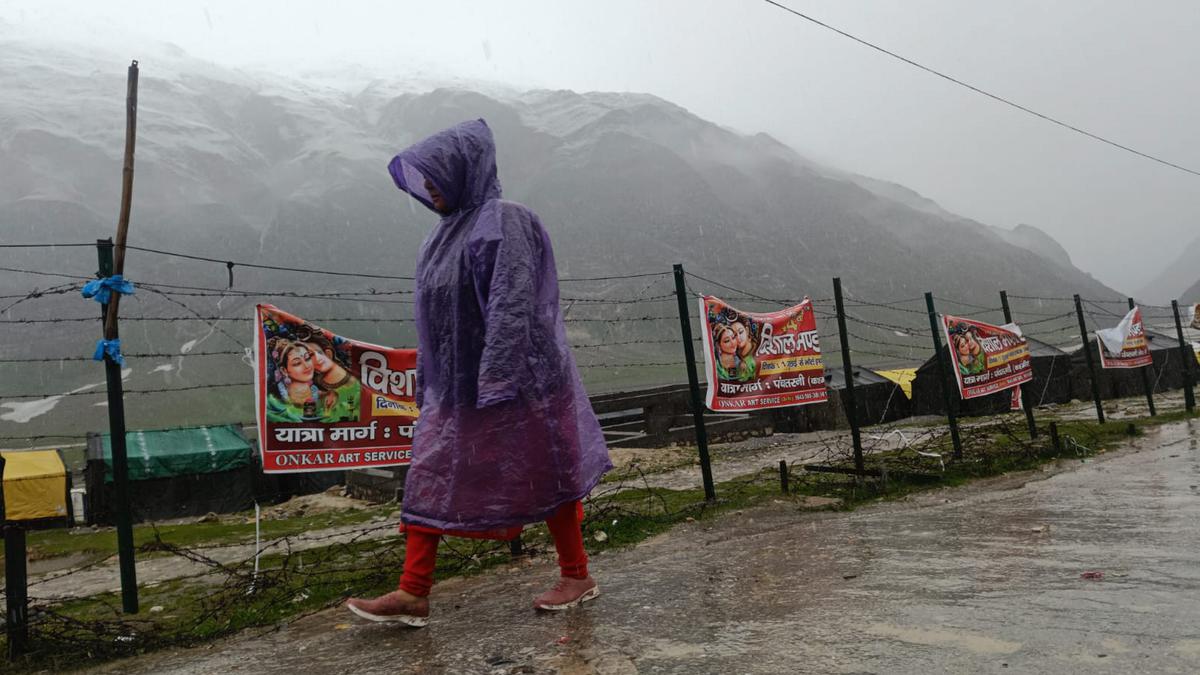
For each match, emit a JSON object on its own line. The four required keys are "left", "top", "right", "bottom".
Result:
{"left": 4, "top": 0, "right": 1197, "bottom": 295}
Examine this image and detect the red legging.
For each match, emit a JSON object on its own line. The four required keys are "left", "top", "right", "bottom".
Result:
{"left": 399, "top": 501, "right": 588, "bottom": 597}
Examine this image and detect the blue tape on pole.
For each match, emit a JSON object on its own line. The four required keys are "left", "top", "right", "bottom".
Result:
{"left": 81, "top": 275, "right": 135, "bottom": 304}
{"left": 93, "top": 338, "right": 125, "bottom": 366}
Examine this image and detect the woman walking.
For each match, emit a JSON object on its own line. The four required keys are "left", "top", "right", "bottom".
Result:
{"left": 346, "top": 119, "right": 611, "bottom": 626}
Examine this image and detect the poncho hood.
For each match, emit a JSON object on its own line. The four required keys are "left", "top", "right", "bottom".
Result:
{"left": 387, "top": 118, "right": 502, "bottom": 214}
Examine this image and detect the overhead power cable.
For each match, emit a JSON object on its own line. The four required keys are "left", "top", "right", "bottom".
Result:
{"left": 761, "top": 0, "right": 1200, "bottom": 178}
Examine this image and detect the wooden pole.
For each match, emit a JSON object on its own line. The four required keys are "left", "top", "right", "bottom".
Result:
{"left": 105, "top": 60, "right": 138, "bottom": 339}
{"left": 101, "top": 60, "right": 140, "bottom": 614}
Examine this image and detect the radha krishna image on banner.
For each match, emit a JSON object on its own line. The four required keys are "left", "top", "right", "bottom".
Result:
{"left": 946, "top": 320, "right": 987, "bottom": 376}
{"left": 706, "top": 303, "right": 762, "bottom": 383}
{"left": 260, "top": 310, "right": 362, "bottom": 424}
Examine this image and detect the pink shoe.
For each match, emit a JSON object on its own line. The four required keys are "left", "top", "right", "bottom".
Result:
{"left": 533, "top": 576, "right": 600, "bottom": 611}
{"left": 346, "top": 591, "right": 430, "bottom": 627}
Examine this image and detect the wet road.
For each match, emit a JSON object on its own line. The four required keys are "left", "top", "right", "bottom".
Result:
{"left": 102, "top": 419, "right": 1200, "bottom": 674}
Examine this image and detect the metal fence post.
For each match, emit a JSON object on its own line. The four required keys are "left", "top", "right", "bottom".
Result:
{"left": 1, "top": 456, "right": 28, "bottom": 660}
{"left": 1172, "top": 300, "right": 1196, "bottom": 412}
{"left": 96, "top": 239, "right": 139, "bottom": 613}
{"left": 925, "top": 293, "right": 963, "bottom": 460}
{"left": 4, "top": 524, "right": 28, "bottom": 661}
{"left": 833, "top": 278, "right": 865, "bottom": 472}
{"left": 673, "top": 264, "right": 716, "bottom": 502}
{"left": 1000, "top": 290, "right": 1037, "bottom": 439}
{"left": 1129, "top": 298, "right": 1156, "bottom": 416}
{"left": 1074, "top": 294, "right": 1106, "bottom": 424}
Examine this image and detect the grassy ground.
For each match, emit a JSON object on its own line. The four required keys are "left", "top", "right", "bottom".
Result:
{"left": 1, "top": 505, "right": 393, "bottom": 568}
{"left": 2, "top": 407, "right": 1195, "bottom": 671}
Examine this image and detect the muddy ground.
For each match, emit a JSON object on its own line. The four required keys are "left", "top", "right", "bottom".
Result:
{"left": 93, "top": 418, "right": 1200, "bottom": 674}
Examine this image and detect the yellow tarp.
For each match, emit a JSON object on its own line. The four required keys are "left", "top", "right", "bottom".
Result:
{"left": 2, "top": 450, "right": 67, "bottom": 521}
{"left": 876, "top": 368, "right": 918, "bottom": 400}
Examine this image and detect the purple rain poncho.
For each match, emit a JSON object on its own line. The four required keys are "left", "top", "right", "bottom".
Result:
{"left": 388, "top": 119, "right": 611, "bottom": 533}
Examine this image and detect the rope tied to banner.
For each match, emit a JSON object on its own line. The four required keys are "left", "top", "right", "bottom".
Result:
{"left": 81, "top": 275, "right": 135, "bottom": 304}
{"left": 93, "top": 338, "right": 125, "bottom": 366}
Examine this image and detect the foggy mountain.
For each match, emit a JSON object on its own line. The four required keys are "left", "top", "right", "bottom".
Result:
{"left": 0, "top": 37, "right": 1125, "bottom": 439}
{"left": 1138, "top": 235, "right": 1200, "bottom": 303}
{"left": 829, "top": 173, "right": 1075, "bottom": 271}
{"left": 0, "top": 38, "right": 1120, "bottom": 301}
{"left": 1182, "top": 277, "right": 1200, "bottom": 304}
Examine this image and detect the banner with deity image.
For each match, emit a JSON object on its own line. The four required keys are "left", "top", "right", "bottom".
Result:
{"left": 940, "top": 314, "right": 1032, "bottom": 400}
{"left": 698, "top": 295, "right": 827, "bottom": 411}
{"left": 254, "top": 304, "right": 418, "bottom": 473}
{"left": 1096, "top": 306, "right": 1153, "bottom": 369}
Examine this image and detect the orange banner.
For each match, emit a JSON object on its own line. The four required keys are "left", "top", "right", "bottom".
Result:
{"left": 699, "top": 296, "right": 827, "bottom": 411}
{"left": 254, "top": 305, "right": 417, "bottom": 473}
{"left": 941, "top": 314, "right": 1032, "bottom": 399}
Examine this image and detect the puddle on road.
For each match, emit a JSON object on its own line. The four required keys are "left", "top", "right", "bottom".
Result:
{"left": 866, "top": 622, "right": 1021, "bottom": 655}
{"left": 1100, "top": 637, "right": 1132, "bottom": 654}
{"left": 1174, "top": 639, "right": 1200, "bottom": 658}
{"left": 642, "top": 638, "right": 707, "bottom": 659}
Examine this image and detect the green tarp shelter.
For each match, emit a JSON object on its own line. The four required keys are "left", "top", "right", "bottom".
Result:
{"left": 95, "top": 425, "right": 251, "bottom": 482}
{"left": 85, "top": 425, "right": 255, "bottom": 524}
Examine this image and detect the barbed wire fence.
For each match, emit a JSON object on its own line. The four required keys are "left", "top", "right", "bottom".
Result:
{"left": 1, "top": 241, "right": 1198, "bottom": 666}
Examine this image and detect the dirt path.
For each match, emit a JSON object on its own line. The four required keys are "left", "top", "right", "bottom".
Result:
{"left": 25, "top": 515, "right": 402, "bottom": 601}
